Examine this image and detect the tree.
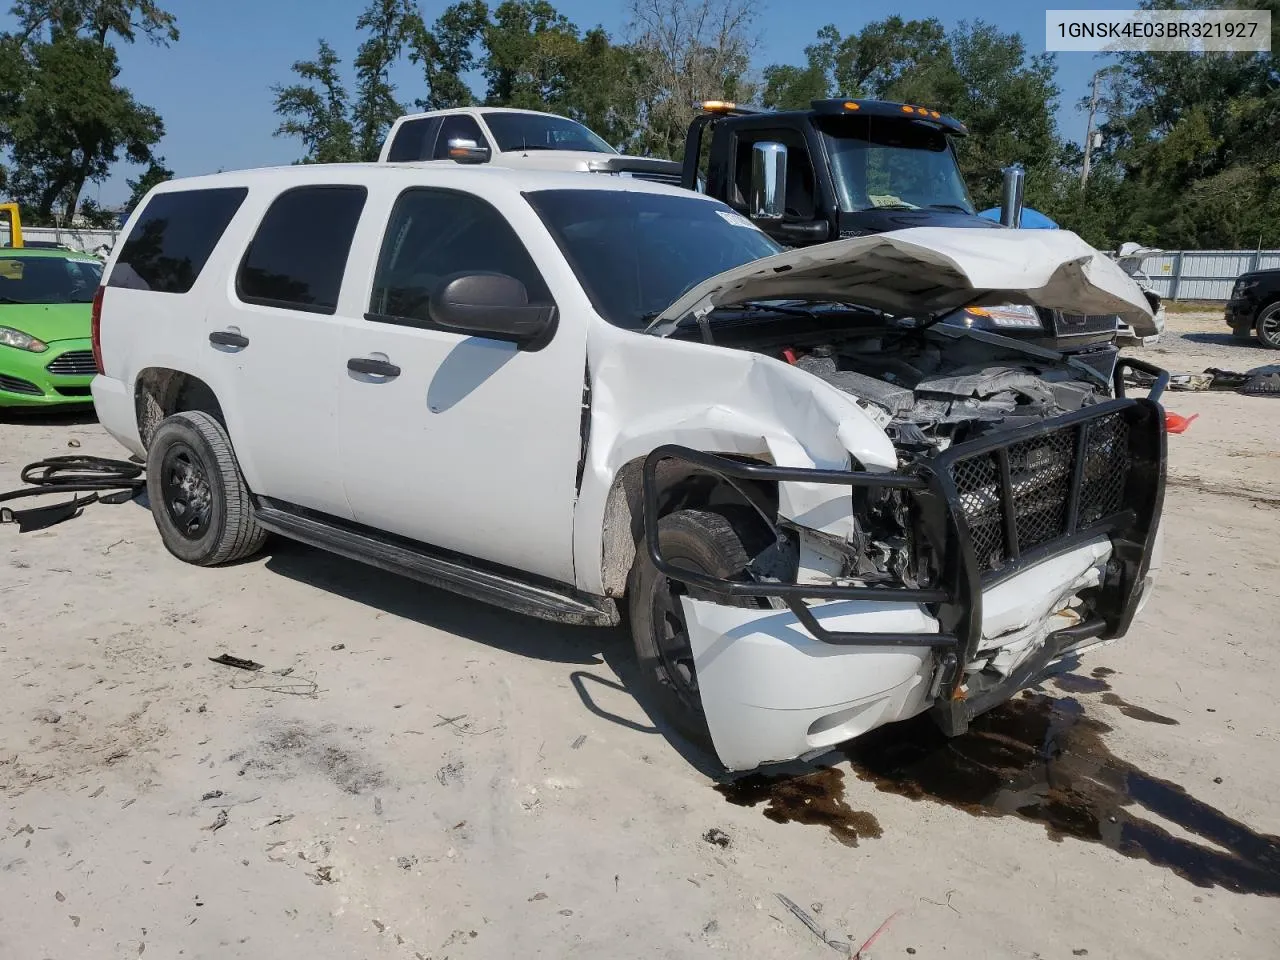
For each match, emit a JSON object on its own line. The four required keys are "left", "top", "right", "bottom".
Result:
{"left": 125, "top": 157, "right": 173, "bottom": 210}
{"left": 560, "top": 27, "right": 645, "bottom": 151}
{"left": 352, "top": 0, "right": 420, "bottom": 160}
{"left": 8, "top": 0, "right": 178, "bottom": 47}
{"left": 407, "top": 0, "right": 487, "bottom": 110}
{"left": 1086, "top": 0, "right": 1280, "bottom": 246}
{"left": 0, "top": 0, "right": 172, "bottom": 223}
{"left": 480, "top": 0, "right": 580, "bottom": 109}
{"left": 1, "top": 35, "right": 163, "bottom": 223}
{"left": 760, "top": 18, "right": 1065, "bottom": 210}
{"left": 77, "top": 197, "right": 120, "bottom": 227}
{"left": 272, "top": 40, "right": 358, "bottom": 164}
{"left": 628, "top": 0, "right": 759, "bottom": 159}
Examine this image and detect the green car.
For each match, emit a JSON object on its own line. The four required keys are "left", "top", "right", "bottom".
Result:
{"left": 0, "top": 248, "right": 103, "bottom": 408}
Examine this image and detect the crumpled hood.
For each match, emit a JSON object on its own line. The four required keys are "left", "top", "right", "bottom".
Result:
{"left": 647, "top": 227, "right": 1158, "bottom": 337}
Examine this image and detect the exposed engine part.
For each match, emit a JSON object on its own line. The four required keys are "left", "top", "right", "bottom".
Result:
{"left": 784, "top": 332, "right": 1109, "bottom": 452}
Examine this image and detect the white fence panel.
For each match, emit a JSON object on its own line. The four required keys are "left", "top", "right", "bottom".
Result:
{"left": 1137, "top": 248, "right": 1280, "bottom": 301}
{"left": 1, "top": 225, "right": 120, "bottom": 254}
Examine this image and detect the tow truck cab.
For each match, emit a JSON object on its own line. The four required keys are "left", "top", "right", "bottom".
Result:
{"left": 682, "top": 99, "right": 1120, "bottom": 354}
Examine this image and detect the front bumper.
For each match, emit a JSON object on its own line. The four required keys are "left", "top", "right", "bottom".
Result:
{"left": 1224, "top": 298, "right": 1254, "bottom": 332}
{"left": 643, "top": 374, "right": 1167, "bottom": 771}
{"left": 0, "top": 337, "right": 95, "bottom": 407}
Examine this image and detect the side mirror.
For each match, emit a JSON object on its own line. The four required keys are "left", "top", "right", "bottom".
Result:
{"left": 771, "top": 220, "right": 829, "bottom": 245}
{"left": 446, "top": 138, "right": 491, "bottom": 164}
{"left": 750, "top": 141, "right": 787, "bottom": 221}
{"left": 429, "top": 272, "right": 555, "bottom": 347}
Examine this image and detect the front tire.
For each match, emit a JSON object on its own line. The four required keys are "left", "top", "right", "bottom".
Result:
{"left": 1256, "top": 303, "right": 1280, "bottom": 350}
{"left": 626, "top": 507, "right": 772, "bottom": 751}
{"left": 146, "top": 411, "right": 266, "bottom": 566}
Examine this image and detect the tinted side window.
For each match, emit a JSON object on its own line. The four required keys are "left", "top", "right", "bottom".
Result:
{"left": 109, "top": 188, "right": 247, "bottom": 293}
{"left": 433, "top": 115, "right": 486, "bottom": 159}
{"left": 386, "top": 117, "right": 440, "bottom": 162}
{"left": 236, "top": 186, "right": 367, "bottom": 314}
{"left": 369, "top": 189, "right": 552, "bottom": 327}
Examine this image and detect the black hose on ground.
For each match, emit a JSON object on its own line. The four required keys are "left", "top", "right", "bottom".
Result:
{"left": 0, "top": 455, "right": 145, "bottom": 532}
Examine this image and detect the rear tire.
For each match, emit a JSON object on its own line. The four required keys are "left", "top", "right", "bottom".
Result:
{"left": 626, "top": 506, "right": 772, "bottom": 751}
{"left": 1256, "top": 303, "right": 1280, "bottom": 350}
{"left": 146, "top": 411, "right": 266, "bottom": 566}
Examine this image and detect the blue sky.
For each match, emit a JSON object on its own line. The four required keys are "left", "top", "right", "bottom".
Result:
{"left": 4, "top": 0, "right": 1123, "bottom": 204}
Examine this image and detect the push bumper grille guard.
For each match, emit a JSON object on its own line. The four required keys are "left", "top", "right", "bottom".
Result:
{"left": 641, "top": 396, "right": 1167, "bottom": 705}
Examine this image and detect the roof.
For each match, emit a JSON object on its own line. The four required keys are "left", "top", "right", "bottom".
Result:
{"left": 146, "top": 161, "right": 715, "bottom": 203}
{"left": 394, "top": 106, "right": 575, "bottom": 123}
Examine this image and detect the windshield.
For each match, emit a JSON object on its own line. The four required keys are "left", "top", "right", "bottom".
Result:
{"left": 526, "top": 189, "right": 782, "bottom": 329}
{"left": 484, "top": 112, "right": 616, "bottom": 154}
{"left": 0, "top": 254, "right": 103, "bottom": 304}
{"left": 819, "top": 116, "right": 974, "bottom": 215}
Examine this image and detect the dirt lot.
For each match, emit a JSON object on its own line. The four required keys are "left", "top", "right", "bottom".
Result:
{"left": 3, "top": 310, "right": 1278, "bottom": 960}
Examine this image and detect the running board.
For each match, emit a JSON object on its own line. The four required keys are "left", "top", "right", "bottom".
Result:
{"left": 254, "top": 503, "right": 619, "bottom": 627}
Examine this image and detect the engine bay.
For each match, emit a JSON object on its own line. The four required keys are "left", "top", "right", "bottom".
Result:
{"left": 694, "top": 315, "right": 1117, "bottom": 455}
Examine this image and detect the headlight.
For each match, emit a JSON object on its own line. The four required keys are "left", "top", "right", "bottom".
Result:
{"left": 1234, "top": 277, "right": 1259, "bottom": 296}
{"left": 959, "top": 304, "right": 1043, "bottom": 330}
{"left": 0, "top": 326, "right": 48, "bottom": 352}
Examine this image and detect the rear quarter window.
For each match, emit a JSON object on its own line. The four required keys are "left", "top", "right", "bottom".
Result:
{"left": 108, "top": 187, "right": 248, "bottom": 293}
{"left": 235, "top": 185, "right": 367, "bottom": 315}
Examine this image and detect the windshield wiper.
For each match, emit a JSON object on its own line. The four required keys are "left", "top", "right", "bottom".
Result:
{"left": 925, "top": 203, "right": 975, "bottom": 214}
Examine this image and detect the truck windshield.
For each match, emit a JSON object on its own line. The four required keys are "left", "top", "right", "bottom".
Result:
{"left": 818, "top": 116, "right": 974, "bottom": 215}
{"left": 526, "top": 189, "right": 782, "bottom": 329}
{"left": 484, "top": 112, "right": 617, "bottom": 154}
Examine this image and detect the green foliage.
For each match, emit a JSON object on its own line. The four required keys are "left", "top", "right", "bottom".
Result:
{"left": 125, "top": 156, "right": 173, "bottom": 210}
{"left": 77, "top": 197, "right": 119, "bottom": 227}
{"left": 353, "top": 0, "right": 420, "bottom": 160}
{"left": 272, "top": 40, "right": 359, "bottom": 164}
{"left": 0, "top": 0, "right": 170, "bottom": 224}
{"left": 407, "top": 1, "right": 487, "bottom": 110}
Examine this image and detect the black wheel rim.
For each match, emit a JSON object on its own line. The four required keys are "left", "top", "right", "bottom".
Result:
{"left": 161, "top": 442, "right": 213, "bottom": 540}
{"left": 649, "top": 562, "right": 704, "bottom": 715}
{"left": 1261, "top": 310, "right": 1280, "bottom": 346}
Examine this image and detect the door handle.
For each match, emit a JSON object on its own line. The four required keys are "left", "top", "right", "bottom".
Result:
{"left": 347, "top": 357, "right": 401, "bottom": 378}
{"left": 209, "top": 330, "right": 249, "bottom": 349}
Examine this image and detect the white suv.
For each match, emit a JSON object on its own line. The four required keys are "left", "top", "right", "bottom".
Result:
{"left": 90, "top": 162, "right": 1166, "bottom": 772}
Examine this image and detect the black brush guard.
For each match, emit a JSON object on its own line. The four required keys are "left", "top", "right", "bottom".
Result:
{"left": 642, "top": 372, "right": 1167, "bottom": 727}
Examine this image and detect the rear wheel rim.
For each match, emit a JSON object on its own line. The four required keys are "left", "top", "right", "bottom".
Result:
{"left": 161, "top": 442, "right": 212, "bottom": 540}
{"left": 1260, "top": 309, "right": 1280, "bottom": 346}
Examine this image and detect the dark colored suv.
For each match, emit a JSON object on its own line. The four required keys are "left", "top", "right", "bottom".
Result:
{"left": 1226, "top": 269, "right": 1280, "bottom": 349}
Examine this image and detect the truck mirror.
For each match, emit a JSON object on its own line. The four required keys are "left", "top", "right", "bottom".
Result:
{"left": 429, "top": 272, "right": 555, "bottom": 347}
{"left": 751, "top": 142, "right": 787, "bottom": 221}
{"left": 446, "top": 138, "right": 491, "bottom": 165}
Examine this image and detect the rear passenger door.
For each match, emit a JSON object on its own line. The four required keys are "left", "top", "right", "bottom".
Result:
{"left": 335, "top": 186, "right": 586, "bottom": 584}
{"left": 201, "top": 184, "right": 366, "bottom": 519}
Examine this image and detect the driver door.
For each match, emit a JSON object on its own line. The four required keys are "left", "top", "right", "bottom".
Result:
{"left": 336, "top": 186, "right": 586, "bottom": 585}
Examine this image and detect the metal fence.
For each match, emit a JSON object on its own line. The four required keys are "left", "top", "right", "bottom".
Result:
{"left": 1, "top": 225, "right": 120, "bottom": 254}
{"left": 1138, "top": 249, "right": 1280, "bottom": 301}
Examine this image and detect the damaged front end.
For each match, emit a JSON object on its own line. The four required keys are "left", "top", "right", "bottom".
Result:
{"left": 641, "top": 363, "right": 1168, "bottom": 773}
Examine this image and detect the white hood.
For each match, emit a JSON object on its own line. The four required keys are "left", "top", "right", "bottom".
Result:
{"left": 647, "top": 227, "right": 1158, "bottom": 337}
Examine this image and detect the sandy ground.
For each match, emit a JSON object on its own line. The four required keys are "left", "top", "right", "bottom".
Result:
{"left": 2, "top": 310, "right": 1278, "bottom": 960}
